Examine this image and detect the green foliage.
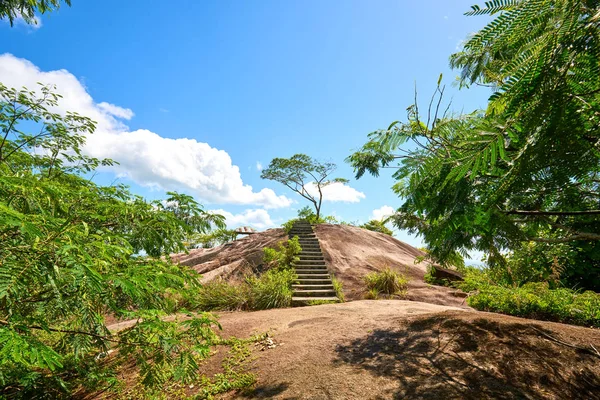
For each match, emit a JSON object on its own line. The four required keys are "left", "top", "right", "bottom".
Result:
{"left": 423, "top": 266, "right": 450, "bottom": 287}
{"left": 263, "top": 236, "right": 302, "bottom": 270}
{"left": 282, "top": 207, "right": 339, "bottom": 231}
{"left": 360, "top": 219, "right": 393, "bottom": 236}
{"left": 192, "top": 238, "right": 301, "bottom": 312}
{"left": 363, "top": 268, "right": 408, "bottom": 298}
{"left": 331, "top": 275, "right": 345, "bottom": 302}
{"left": 306, "top": 299, "right": 339, "bottom": 305}
{"left": 189, "top": 229, "right": 238, "bottom": 249}
{"left": 347, "top": 0, "right": 600, "bottom": 288}
{"left": 246, "top": 268, "right": 297, "bottom": 310}
{"left": 364, "top": 288, "right": 380, "bottom": 300}
{"left": 261, "top": 154, "right": 347, "bottom": 220}
{"left": 116, "top": 336, "right": 259, "bottom": 400}
{"left": 190, "top": 280, "right": 250, "bottom": 311}
{"left": 457, "top": 268, "right": 600, "bottom": 327}
{"left": 282, "top": 219, "right": 296, "bottom": 233}
{"left": 0, "top": 84, "right": 225, "bottom": 397}
{"left": 0, "top": 0, "right": 70, "bottom": 26}
{"left": 468, "top": 282, "right": 600, "bottom": 328}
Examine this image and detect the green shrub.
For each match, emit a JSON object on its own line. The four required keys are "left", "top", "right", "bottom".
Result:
{"left": 467, "top": 282, "right": 600, "bottom": 327}
{"left": 360, "top": 219, "right": 393, "bottom": 236}
{"left": 423, "top": 267, "right": 436, "bottom": 285}
{"left": 364, "top": 288, "right": 380, "bottom": 300}
{"left": 282, "top": 219, "right": 296, "bottom": 233}
{"left": 247, "top": 269, "right": 297, "bottom": 310}
{"left": 331, "top": 275, "right": 345, "bottom": 302}
{"left": 192, "top": 280, "right": 250, "bottom": 311}
{"left": 191, "top": 238, "right": 301, "bottom": 313}
{"left": 282, "top": 207, "right": 339, "bottom": 231}
{"left": 364, "top": 268, "right": 408, "bottom": 298}
{"left": 458, "top": 267, "right": 495, "bottom": 293}
{"left": 263, "top": 236, "right": 301, "bottom": 270}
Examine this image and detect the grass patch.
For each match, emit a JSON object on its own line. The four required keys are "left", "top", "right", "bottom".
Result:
{"left": 364, "top": 288, "right": 380, "bottom": 300}
{"left": 246, "top": 269, "right": 297, "bottom": 310}
{"left": 306, "top": 299, "right": 340, "bottom": 305}
{"left": 189, "top": 238, "right": 300, "bottom": 312}
{"left": 114, "top": 336, "right": 261, "bottom": 400}
{"left": 363, "top": 268, "right": 408, "bottom": 299}
{"left": 191, "top": 280, "right": 250, "bottom": 311}
{"left": 191, "top": 269, "right": 297, "bottom": 312}
{"left": 465, "top": 280, "right": 600, "bottom": 327}
{"left": 331, "top": 275, "right": 345, "bottom": 302}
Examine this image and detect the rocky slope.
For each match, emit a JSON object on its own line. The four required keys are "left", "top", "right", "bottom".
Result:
{"left": 172, "top": 223, "right": 468, "bottom": 308}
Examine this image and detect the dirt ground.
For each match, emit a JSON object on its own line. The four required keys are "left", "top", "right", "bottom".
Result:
{"left": 99, "top": 226, "right": 600, "bottom": 399}
{"left": 211, "top": 300, "right": 600, "bottom": 400}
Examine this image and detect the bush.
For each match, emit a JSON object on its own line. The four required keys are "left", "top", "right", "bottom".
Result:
{"left": 191, "top": 280, "right": 250, "bottom": 311}
{"left": 360, "top": 219, "right": 393, "bottom": 236}
{"left": 364, "top": 268, "right": 408, "bottom": 298}
{"left": 332, "top": 275, "right": 345, "bottom": 302}
{"left": 247, "top": 269, "right": 297, "bottom": 310}
{"left": 467, "top": 281, "right": 600, "bottom": 327}
{"left": 263, "top": 236, "right": 301, "bottom": 269}
{"left": 192, "top": 238, "right": 301, "bottom": 312}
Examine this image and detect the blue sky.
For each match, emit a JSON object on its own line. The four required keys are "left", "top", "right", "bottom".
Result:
{"left": 0, "top": 0, "right": 492, "bottom": 248}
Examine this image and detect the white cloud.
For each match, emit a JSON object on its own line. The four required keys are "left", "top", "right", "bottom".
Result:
{"left": 371, "top": 205, "right": 395, "bottom": 221}
{"left": 0, "top": 54, "right": 292, "bottom": 209}
{"left": 97, "top": 102, "right": 134, "bottom": 120}
{"left": 305, "top": 181, "right": 365, "bottom": 203}
{"left": 211, "top": 208, "right": 275, "bottom": 230}
{"left": 256, "top": 161, "right": 263, "bottom": 171}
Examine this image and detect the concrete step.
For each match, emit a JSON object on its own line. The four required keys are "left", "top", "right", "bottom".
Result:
{"left": 296, "top": 273, "right": 330, "bottom": 279}
{"left": 293, "top": 289, "right": 337, "bottom": 297}
{"left": 298, "top": 255, "right": 324, "bottom": 261}
{"left": 294, "top": 258, "right": 325, "bottom": 262}
{"left": 294, "top": 266, "right": 328, "bottom": 271}
{"left": 292, "top": 296, "right": 339, "bottom": 306}
{"left": 295, "top": 278, "right": 332, "bottom": 284}
{"left": 293, "top": 264, "right": 327, "bottom": 270}
{"left": 295, "top": 266, "right": 328, "bottom": 271}
{"left": 292, "top": 284, "right": 334, "bottom": 290}
{"left": 298, "top": 243, "right": 320, "bottom": 247}
{"left": 289, "top": 229, "right": 314, "bottom": 234}
{"left": 294, "top": 260, "right": 327, "bottom": 266}
{"left": 296, "top": 268, "right": 329, "bottom": 278}
{"left": 294, "top": 265, "right": 328, "bottom": 271}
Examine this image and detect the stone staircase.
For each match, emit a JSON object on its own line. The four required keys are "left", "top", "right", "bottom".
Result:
{"left": 288, "top": 220, "right": 339, "bottom": 306}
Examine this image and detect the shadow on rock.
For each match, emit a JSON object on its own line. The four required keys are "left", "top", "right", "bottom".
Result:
{"left": 240, "top": 382, "right": 294, "bottom": 399}
{"left": 335, "top": 316, "right": 600, "bottom": 400}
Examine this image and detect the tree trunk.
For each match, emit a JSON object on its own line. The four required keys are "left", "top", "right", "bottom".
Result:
{"left": 316, "top": 184, "right": 323, "bottom": 220}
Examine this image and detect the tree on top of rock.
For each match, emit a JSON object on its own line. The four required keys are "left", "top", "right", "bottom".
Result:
{"left": 261, "top": 154, "right": 347, "bottom": 220}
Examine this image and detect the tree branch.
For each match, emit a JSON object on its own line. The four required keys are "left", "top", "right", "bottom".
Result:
{"left": 504, "top": 210, "right": 600, "bottom": 216}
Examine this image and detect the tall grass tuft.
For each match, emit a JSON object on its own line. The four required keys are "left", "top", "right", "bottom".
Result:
{"left": 191, "top": 279, "right": 250, "bottom": 311}
{"left": 364, "top": 268, "right": 408, "bottom": 298}
{"left": 332, "top": 275, "right": 345, "bottom": 302}
{"left": 247, "top": 269, "right": 297, "bottom": 310}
